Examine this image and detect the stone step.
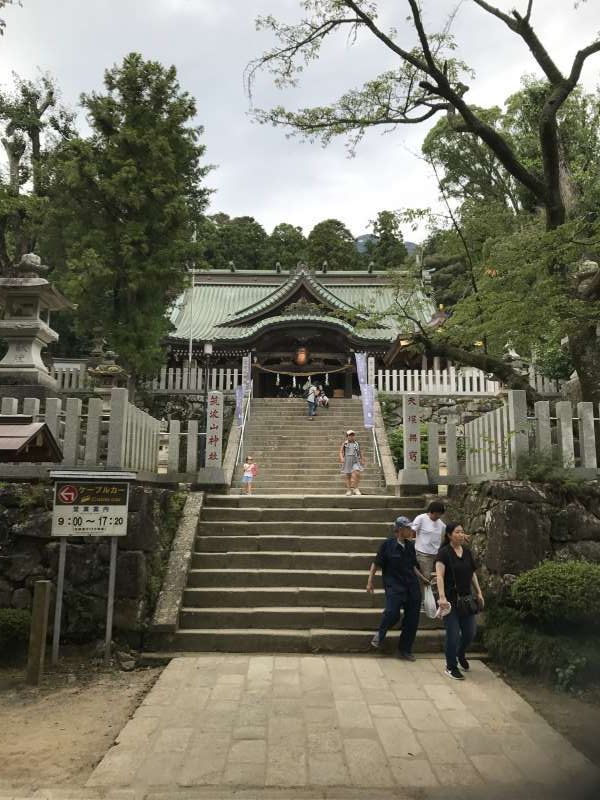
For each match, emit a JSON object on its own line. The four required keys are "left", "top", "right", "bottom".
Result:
{"left": 182, "top": 586, "right": 383, "bottom": 608}
{"left": 231, "top": 487, "right": 387, "bottom": 495}
{"left": 194, "top": 536, "right": 387, "bottom": 553}
{"left": 204, "top": 494, "right": 425, "bottom": 508}
{"left": 192, "top": 551, "right": 375, "bottom": 570}
{"left": 200, "top": 507, "right": 419, "bottom": 522}
{"left": 197, "top": 521, "right": 393, "bottom": 536}
{"left": 178, "top": 606, "right": 442, "bottom": 630}
{"left": 240, "top": 480, "right": 384, "bottom": 489}
{"left": 170, "top": 627, "right": 444, "bottom": 653}
{"left": 188, "top": 568, "right": 372, "bottom": 589}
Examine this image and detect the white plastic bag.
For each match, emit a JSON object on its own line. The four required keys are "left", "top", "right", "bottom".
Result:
{"left": 423, "top": 585, "right": 437, "bottom": 619}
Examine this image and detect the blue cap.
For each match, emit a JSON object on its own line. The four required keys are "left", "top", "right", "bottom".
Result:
{"left": 394, "top": 515, "right": 412, "bottom": 529}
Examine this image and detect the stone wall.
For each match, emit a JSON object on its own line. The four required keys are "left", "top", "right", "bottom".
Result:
{"left": 0, "top": 482, "right": 184, "bottom": 644}
{"left": 446, "top": 480, "right": 600, "bottom": 593}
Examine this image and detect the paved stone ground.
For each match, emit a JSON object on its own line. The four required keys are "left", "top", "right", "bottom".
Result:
{"left": 2, "top": 654, "right": 599, "bottom": 800}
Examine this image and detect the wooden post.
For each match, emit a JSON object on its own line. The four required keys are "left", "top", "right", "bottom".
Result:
{"left": 26, "top": 580, "right": 51, "bottom": 686}
{"left": 445, "top": 422, "right": 458, "bottom": 480}
{"left": 62, "top": 397, "right": 83, "bottom": 466}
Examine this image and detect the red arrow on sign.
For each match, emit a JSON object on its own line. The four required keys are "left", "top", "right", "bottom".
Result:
{"left": 58, "top": 485, "right": 78, "bottom": 504}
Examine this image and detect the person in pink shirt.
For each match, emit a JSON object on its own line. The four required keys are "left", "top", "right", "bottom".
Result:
{"left": 241, "top": 456, "right": 258, "bottom": 495}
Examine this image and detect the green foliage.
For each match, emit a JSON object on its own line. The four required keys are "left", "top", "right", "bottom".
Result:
{"left": 41, "top": 53, "right": 210, "bottom": 375}
{"left": 484, "top": 603, "right": 600, "bottom": 690}
{"left": 367, "top": 211, "right": 407, "bottom": 268}
{"left": 197, "top": 214, "right": 268, "bottom": 269}
{"left": 0, "top": 608, "right": 31, "bottom": 653}
{"left": 515, "top": 450, "right": 581, "bottom": 487}
{"left": 388, "top": 425, "right": 428, "bottom": 470}
{"left": 510, "top": 561, "right": 600, "bottom": 631}
{"left": 306, "top": 218, "right": 361, "bottom": 270}
{"left": 265, "top": 222, "right": 307, "bottom": 269}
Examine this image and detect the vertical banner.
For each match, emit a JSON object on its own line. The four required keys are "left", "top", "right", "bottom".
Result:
{"left": 354, "top": 351, "right": 367, "bottom": 386}
{"left": 241, "top": 354, "right": 251, "bottom": 394}
{"left": 367, "top": 355, "right": 375, "bottom": 387}
{"left": 235, "top": 383, "right": 244, "bottom": 427}
{"left": 361, "top": 382, "right": 375, "bottom": 430}
{"left": 402, "top": 394, "right": 421, "bottom": 468}
{"left": 205, "top": 390, "right": 224, "bottom": 466}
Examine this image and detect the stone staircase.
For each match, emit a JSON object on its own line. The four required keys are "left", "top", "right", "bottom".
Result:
{"left": 233, "top": 398, "right": 384, "bottom": 494}
{"left": 171, "top": 494, "right": 443, "bottom": 653}
{"left": 161, "top": 398, "right": 444, "bottom": 653}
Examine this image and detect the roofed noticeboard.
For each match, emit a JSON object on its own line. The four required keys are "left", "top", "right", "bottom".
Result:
{"left": 52, "top": 481, "right": 129, "bottom": 537}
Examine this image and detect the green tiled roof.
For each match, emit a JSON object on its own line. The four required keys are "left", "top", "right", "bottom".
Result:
{"left": 168, "top": 270, "right": 433, "bottom": 344}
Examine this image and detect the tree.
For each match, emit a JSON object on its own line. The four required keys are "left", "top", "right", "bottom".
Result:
{"left": 248, "top": 0, "right": 600, "bottom": 231}
{"left": 42, "top": 53, "right": 210, "bottom": 376}
{"left": 249, "top": 1, "right": 600, "bottom": 402}
{"left": 368, "top": 210, "right": 408, "bottom": 268}
{"left": 265, "top": 222, "right": 307, "bottom": 269}
{"left": 218, "top": 215, "right": 268, "bottom": 269}
{"left": 0, "top": 0, "right": 19, "bottom": 36}
{"left": 306, "top": 218, "right": 360, "bottom": 270}
{"left": 0, "top": 74, "right": 74, "bottom": 274}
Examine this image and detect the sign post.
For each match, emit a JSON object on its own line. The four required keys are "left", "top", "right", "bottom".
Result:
{"left": 397, "top": 395, "right": 429, "bottom": 491}
{"left": 49, "top": 471, "right": 135, "bottom": 664}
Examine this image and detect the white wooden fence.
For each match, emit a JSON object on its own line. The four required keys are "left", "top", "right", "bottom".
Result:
{"left": 148, "top": 366, "right": 241, "bottom": 394}
{"left": 377, "top": 368, "right": 502, "bottom": 396}
{"left": 376, "top": 367, "right": 564, "bottom": 398}
{"left": 423, "top": 391, "right": 599, "bottom": 484}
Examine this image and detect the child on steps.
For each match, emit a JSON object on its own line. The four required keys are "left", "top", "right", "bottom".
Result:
{"left": 241, "top": 456, "right": 258, "bottom": 495}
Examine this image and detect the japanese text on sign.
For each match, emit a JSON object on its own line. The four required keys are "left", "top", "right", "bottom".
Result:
{"left": 52, "top": 482, "right": 129, "bottom": 537}
{"left": 205, "top": 390, "right": 223, "bottom": 466}
{"left": 402, "top": 394, "right": 421, "bottom": 470}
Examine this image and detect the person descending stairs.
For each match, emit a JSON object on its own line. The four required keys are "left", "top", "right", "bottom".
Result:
{"left": 233, "top": 398, "right": 383, "bottom": 495}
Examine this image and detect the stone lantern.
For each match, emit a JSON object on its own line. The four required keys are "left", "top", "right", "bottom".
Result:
{"left": 0, "top": 253, "right": 73, "bottom": 397}
{"left": 87, "top": 349, "right": 128, "bottom": 410}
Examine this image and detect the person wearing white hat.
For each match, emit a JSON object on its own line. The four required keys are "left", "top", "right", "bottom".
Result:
{"left": 339, "top": 430, "right": 363, "bottom": 495}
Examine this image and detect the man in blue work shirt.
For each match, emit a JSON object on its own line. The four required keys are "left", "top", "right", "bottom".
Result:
{"left": 366, "top": 516, "right": 430, "bottom": 660}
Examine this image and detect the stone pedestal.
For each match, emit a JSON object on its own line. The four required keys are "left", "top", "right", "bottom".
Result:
{"left": 0, "top": 254, "right": 73, "bottom": 397}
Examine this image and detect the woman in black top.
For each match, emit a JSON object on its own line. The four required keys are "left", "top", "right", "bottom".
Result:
{"left": 435, "top": 523, "right": 484, "bottom": 681}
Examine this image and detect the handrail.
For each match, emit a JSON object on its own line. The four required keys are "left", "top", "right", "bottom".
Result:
{"left": 236, "top": 380, "right": 253, "bottom": 465}
{"left": 372, "top": 427, "right": 383, "bottom": 469}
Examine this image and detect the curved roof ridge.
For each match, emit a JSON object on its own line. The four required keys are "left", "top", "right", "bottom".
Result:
{"left": 217, "top": 267, "right": 364, "bottom": 327}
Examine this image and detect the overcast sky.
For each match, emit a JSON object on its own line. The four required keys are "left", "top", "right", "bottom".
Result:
{"left": 1, "top": 0, "right": 599, "bottom": 241}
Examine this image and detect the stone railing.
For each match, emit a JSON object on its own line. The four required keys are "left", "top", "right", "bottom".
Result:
{"left": 52, "top": 364, "right": 92, "bottom": 392}
{"left": 424, "top": 391, "right": 599, "bottom": 485}
{"left": 0, "top": 388, "right": 161, "bottom": 475}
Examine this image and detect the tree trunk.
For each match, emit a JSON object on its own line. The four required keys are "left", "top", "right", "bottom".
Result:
{"left": 568, "top": 324, "right": 600, "bottom": 407}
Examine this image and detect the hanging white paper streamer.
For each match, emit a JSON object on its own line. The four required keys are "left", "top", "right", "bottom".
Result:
{"left": 276, "top": 373, "right": 280, "bottom": 386}
{"left": 292, "top": 376, "right": 296, "bottom": 387}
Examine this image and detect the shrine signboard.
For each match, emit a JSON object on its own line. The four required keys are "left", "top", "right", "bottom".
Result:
{"left": 403, "top": 394, "right": 421, "bottom": 468}
{"left": 205, "top": 390, "right": 224, "bottom": 466}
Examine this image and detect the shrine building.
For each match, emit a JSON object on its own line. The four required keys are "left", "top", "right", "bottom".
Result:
{"left": 164, "top": 265, "right": 437, "bottom": 398}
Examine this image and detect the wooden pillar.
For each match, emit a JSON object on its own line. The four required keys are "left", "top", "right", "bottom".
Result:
{"left": 344, "top": 370, "right": 353, "bottom": 399}
{"left": 251, "top": 366, "right": 262, "bottom": 398}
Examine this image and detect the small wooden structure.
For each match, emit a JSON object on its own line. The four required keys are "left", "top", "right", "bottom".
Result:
{"left": 0, "top": 415, "right": 63, "bottom": 463}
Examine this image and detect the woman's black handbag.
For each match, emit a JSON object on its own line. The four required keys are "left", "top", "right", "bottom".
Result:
{"left": 449, "top": 552, "right": 480, "bottom": 617}
{"left": 456, "top": 594, "right": 479, "bottom": 617}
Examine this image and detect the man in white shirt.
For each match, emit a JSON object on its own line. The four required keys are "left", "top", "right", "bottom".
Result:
{"left": 410, "top": 501, "right": 446, "bottom": 585}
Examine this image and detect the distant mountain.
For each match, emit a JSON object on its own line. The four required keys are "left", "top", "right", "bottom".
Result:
{"left": 355, "top": 234, "right": 418, "bottom": 256}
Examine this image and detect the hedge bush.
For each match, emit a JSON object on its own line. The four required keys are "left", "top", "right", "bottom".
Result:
{"left": 484, "top": 604, "right": 600, "bottom": 690}
{"left": 510, "top": 560, "right": 600, "bottom": 631}
{"left": 0, "top": 608, "right": 31, "bottom": 652}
